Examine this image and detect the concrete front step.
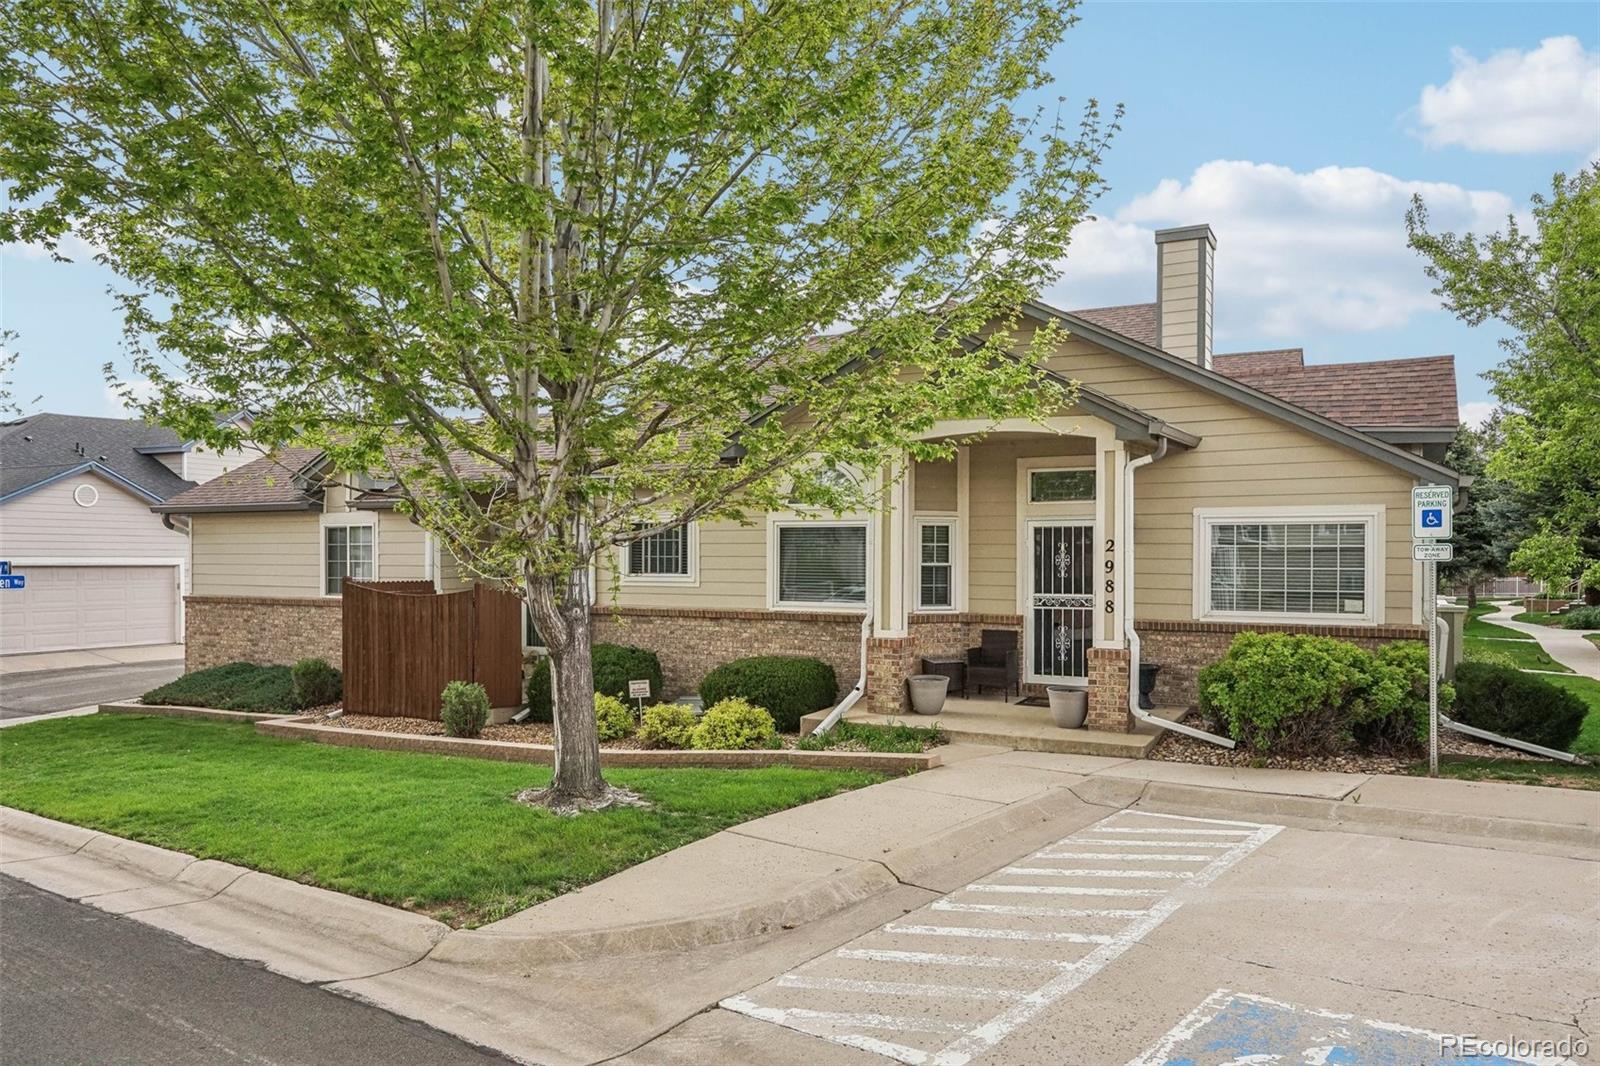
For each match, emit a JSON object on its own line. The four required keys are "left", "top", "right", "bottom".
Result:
{"left": 841, "top": 698, "right": 1187, "bottom": 758}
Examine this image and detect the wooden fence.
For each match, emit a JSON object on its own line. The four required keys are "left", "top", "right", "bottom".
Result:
{"left": 341, "top": 581, "right": 523, "bottom": 719}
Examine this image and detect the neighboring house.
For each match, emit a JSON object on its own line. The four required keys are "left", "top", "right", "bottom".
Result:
{"left": 160, "top": 223, "right": 1462, "bottom": 731}
{"left": 0, "top": 412, "right": 251, "bottom": 655}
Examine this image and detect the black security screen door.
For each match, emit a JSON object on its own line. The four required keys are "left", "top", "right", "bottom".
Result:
{"left": 1029, "top": 523, "right": 1094, "bottom": 681}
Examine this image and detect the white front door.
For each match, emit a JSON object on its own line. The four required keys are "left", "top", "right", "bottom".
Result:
{"left": 1025, "top": 521, "right": 1095, "bottom": 684}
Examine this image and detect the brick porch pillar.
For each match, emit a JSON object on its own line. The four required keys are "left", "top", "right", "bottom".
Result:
{"left": 864, "top": 636, "right": 916, "bottom": 715}
{"left": 1086, "top": 646, "right": 1133, "bottom": 732}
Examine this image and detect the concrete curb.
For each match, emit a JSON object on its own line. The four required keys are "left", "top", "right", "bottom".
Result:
{"left": 100, "top": 701, "right": 287, "bottom": 724}
{"left": 1133, "top": 781, "right": 1600, "bottom": 856}
{"left": 0, "top": 804, "right": 447, "bottom": 983}
{"left": 254, "top": 717, "right": 942, "bottom": 773}
{"left": 428, "top": 858, "right": 898, "bottom": 970}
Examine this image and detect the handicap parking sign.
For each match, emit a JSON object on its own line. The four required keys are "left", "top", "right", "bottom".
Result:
{"left": 1412, "top": 485, "right": 1453, "bottom": 539}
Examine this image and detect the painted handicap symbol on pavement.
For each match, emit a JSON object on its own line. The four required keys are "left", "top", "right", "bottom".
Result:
{"left": 1129, "top": 990, "right": 1580, "bottom": 1066}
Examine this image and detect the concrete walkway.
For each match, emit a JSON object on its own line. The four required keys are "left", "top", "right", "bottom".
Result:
{"left": 4, "top": 748, "right": 1596, "bottom": 1065}
{"left": 1483, "top": 602, "right": 1600, "bottom": 679}
{"left": 0, "top": 643, "right": 184, "bottom": 676}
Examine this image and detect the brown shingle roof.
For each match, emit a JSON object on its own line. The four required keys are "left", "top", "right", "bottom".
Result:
{"left": 1212, "top": 348, "right": 1305, "bottom": 376}
{"left": 1069, "top": 303, "right": 1158, "bottom": 348}
{"left": 153, "top": 447, "right": 323, "bottom": 512}
{"left": 1216, "top": 354, "right": 1458, "bottom": 429}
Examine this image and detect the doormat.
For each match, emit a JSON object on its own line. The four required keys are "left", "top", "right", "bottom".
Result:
{"left": 1015, "top": 696, "right": 1048, "bottom": 707}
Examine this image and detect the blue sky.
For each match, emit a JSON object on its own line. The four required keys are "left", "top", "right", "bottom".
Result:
{"left": 2, "top": 1, "right": 1597, "bottom": 422}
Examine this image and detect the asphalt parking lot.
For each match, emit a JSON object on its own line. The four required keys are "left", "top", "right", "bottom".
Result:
{"left": 631, "top": 808, "right": 1598, "bottom": 1066}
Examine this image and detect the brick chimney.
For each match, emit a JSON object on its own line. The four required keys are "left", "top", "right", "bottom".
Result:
{"left": 1154, "top": 224, "right": 1216, "bottom": 368}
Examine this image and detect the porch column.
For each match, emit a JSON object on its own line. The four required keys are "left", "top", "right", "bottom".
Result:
{"left": 866, "top": 454, "right": 914, "bottom": 714}
{"left": 1089, "top": 442, "right": 1134, "bottom": 732}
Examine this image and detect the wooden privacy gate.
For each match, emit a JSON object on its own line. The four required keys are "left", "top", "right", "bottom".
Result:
{"left": 342, "top": 581, "right": 523, "bottom": 718}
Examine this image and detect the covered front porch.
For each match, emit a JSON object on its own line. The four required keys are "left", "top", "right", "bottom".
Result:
{"left": 860, "top": 393, "right": 1199, "bottom": 736}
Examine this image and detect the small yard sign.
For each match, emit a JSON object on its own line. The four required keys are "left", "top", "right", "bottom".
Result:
{"left": 1411, "top": 484, "right": 1452, "bottom": 539}
{"left": 0, "top": 575, "right": 24, "bottom": 590}
{"left": 1412, "top": 542, "right": 1453, "bottom": 562}
{"left": 627, "top": 679, "right": 652, "bottom": 700}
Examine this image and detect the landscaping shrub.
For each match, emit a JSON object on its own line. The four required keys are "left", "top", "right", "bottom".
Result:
{"left": 1197, "top": 632, "right": 1442, "bottom": 756}
{"left": 698, "top": 656, "right": 837, "bottom": 732}
{"left": 690, "top": 698, "right": 777, "bottom": 750}
{"left": 594, "top": 693, "right": 636, "bottom": 742}
{"left": 1562, "top": 605, "right": 1600, "bottom": 629}
{"left": 440, "top": 681, "right": 490, "bottom": 737}
{"left": 290, "top": 658, "right": 342, "bottom": 710}
{"left": 524, "top": 644, "right": 664, "bottom": 723}
{"left": 637, "top": 703, "right": 696, "bottom": 749}
{"left": 797, "top": 719, "right": 943, "bottom": 753}
{"left": 142, "top": 662, "right": 295, "bottom": 713}
{"left": 1452, "top": 661, "right": 1586, "bottom": 751}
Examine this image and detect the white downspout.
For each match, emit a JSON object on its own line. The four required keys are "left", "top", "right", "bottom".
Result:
{"left": 1123, "top": 437, "right": 1236, "bottom": 748}
{"left": 811, "top": 610, "right": 873, "bottom": 736}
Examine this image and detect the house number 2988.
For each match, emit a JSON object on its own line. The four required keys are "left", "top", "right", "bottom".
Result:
{"left": 1103, "top": 538, "right": 1115, "bottom": 613}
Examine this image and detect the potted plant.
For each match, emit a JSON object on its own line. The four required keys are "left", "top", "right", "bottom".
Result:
{"left": 907, "top": 674, "right": 950, "bottom": 715}
{"left": 1047, "top": 685, "right": 1087, "bottom": 728}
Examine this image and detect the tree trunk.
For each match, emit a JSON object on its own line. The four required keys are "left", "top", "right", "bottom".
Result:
{"left": 1466, "top": 585, "right": 1478, "bottom": 608}
{"left": 524, "top": 562, "right": 609, "bottom": 808}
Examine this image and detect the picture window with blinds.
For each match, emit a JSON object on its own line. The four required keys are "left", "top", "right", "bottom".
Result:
{"left": 774, "top": 523, "right": 868, "bottom": 607}
{"left": 1204, "top": 518, "right": 1373, "bottom": 619}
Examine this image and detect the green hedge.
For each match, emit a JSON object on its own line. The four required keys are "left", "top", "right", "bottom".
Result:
{"left": 1562, "top": 605, "right": 1600, "bottom": 629}
{"left": 1452, "top": 661, "right": 1586, "bottom": 751}
{"left": 290, "top": 658, "right": 342, "bottom": 710}
{"left": 698, "top": 656, "right": 837, "bottom": 732}
{"left": 524, "top": 643, "right": 664, "bottom": 722}
{"left": 1197, "top": 632, "right": 1450, "bottom": 755}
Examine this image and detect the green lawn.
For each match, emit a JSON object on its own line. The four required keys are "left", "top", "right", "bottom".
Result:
{"left": 1411, "top": 755, "right": 1600, "bottom": 791}
{"left": 1512, "top": 610, "right": 1563, "bottom": 627}
{"left": 1462, "top": 635, "right": 1571, "bottom": 673}
{"left": 142, "top": 662, "right": 297, "bottom": 713}
{"left": 0, "top": 716, "right": 884, "bottom": 926}
{"left": 1462, "top": 602, "right": 1533, "bottom": 641}
{"left": 797, "top": 719, "right": 944, "bottom": 753}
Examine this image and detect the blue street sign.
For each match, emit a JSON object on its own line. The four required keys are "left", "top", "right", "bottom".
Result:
{"left": 0, "top": 575, "right": 24, "bottom": 590}
{"left": 0, "top": 560, "right": 9, "bottom": 575}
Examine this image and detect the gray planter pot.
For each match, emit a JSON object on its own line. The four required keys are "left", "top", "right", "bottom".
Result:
{"left": 907, "top": 674, "right": 950, "bottom": 715}
{"left": 1047, "top": 685, "right": 1087, "bottom": 729}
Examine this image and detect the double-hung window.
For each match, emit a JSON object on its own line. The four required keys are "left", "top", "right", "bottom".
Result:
{"left": 623, "top": 524, "right": 693, "bottom": 582}
{"left": 1198, "top": 508, "right": 1380, "bottom": 622}
{"left": 324, "top": 523, "right": 375, "bottom": 595}
{"left": 917, "top": 520, "right": 955, "bottom": 610}
{"left": 773, "top": 522, "right": 868, "bottom": 608}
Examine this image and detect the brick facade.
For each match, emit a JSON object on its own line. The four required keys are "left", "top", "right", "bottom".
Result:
{"left": 1086, "top": 647, "right": 1132, "bottom": 732}
{"left": 185, "top": 596, "right": 343, "bottom": 671}
{"left": 1134, "top": 618, "right": 1428, "bottom": 710}
{"left": 591, "top": 606, "right": 866, "bottom": 700}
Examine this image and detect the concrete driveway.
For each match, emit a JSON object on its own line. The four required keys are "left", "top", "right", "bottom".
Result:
{"left": 0, "top": 658, "right": 183, "bottom": 720}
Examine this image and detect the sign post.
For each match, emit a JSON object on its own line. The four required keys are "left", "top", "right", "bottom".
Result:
{"left": 1412, "top": 485, "right": 1453, "bottom": 777}
{"left": 627, "top": 678, "right": 652, "bottom": 717}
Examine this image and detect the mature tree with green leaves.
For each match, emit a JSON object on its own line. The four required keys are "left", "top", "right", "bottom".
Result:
{"left": 1, "top": 0, "right": 1113, "bottom": 808}
{"left": 1407, "top": 167, "right": 1599, "bottom": 542}
{"left": 1509, "top": 525, "right": 1584, "bottom": 600}
{"left": 1440, "top": 422, "right": 1518, "bottom": 606}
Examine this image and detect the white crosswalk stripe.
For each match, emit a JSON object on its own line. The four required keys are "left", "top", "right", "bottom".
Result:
{"left": 722, "top": 808, "right": 1284, "bottom": 1066}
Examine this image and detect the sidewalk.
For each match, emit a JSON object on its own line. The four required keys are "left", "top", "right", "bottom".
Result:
{"left": 0, "top": 643, "right": 184, "bottom": 676}
{"left": 1483, "top": 602, "right": 1600, "bottom": 679}
{"left": 3, "top": 747, "right": 1596, "bottom": 1065}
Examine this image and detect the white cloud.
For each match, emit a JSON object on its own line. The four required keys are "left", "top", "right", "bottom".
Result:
{"left": 1044, "top": 160, "right": 1514, "bottom": 341}
{"left": 1458, "top": 401, "right": 1496, "bottom": 428}
{"left": 1, "top": 230, "right": 106, "bottom": 263}
{"left": 1415, "top": 36, "right": 1600, "bottom": 154}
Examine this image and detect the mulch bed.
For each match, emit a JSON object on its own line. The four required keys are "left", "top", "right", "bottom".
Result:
{"left": 1148, "top": 728, "right": 1543, "bottom": 774}
{"left": 296, "top": 713, "right": 913, "bottom": 753}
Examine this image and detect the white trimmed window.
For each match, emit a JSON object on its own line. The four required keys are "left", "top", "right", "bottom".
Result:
{"left": 772, "top": 521, "right": 868, "bottom": 608}
{"left": 916, "top": 520, "right": 956, "bottom": 610}
{"left": 621, "top": 523, "right": 695, "bottom": 583}
{"left": 1196, "top": 507, "right": 1382, "bottom": 623}
{"left": 324, "top": 523, "right": 375, "bottom": 595}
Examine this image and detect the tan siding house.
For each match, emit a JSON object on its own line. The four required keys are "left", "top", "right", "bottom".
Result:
{"left": 160, "top": 223, "right": 1462, "bottom": 732}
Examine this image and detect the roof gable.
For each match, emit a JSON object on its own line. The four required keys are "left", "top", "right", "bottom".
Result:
{"left": 0, "top": 413, "right": 196, "bottom": 503}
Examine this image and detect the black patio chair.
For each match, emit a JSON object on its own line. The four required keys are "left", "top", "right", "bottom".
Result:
{"left": 965, "top": 629, "right": 1020, "bottom": 702}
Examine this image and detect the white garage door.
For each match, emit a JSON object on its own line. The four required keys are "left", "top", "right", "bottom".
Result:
{"left": 0, "top": 566, "right": 178, "bottom": 655}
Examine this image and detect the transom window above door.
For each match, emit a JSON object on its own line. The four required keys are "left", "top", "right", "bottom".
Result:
{"left": 1029, "top": 469, "right": 1095, "bottom": 503}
